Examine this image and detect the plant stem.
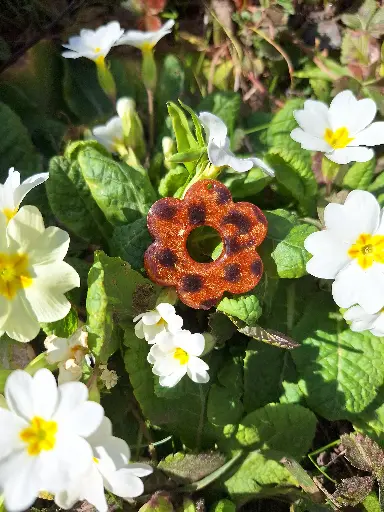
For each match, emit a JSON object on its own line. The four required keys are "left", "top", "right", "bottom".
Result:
{"left": 308, "top": 439, "right": 340, "bottom": 484}
{"left": 147, "top": 88, "right": 155, "bottom": 150}
{"left": 243, "top": 122, "right": 272, "bottom": 135}
{"left": 286, "top": 282, "right": 296, "bottom": 335}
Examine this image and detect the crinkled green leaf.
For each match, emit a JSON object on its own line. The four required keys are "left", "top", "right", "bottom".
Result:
{"left": 87, "top": 251, "right": 159, "bottom": 360}
{"left": 46, "top": 156, "right": 112, "bottom": 243}
{"left": 158, "top": 452, "right": 225, "bottom": 483}
{"left": 222, "top": 167, "right": 273, "bottom": 199}
{"left": 0, "top": 101, "right": 41, "bottom": 179}
{"left": 209, "top": 500, "right": 236, "bottom": 512}
{"left": 77, "top": 147, "right": 157, "bottom": 225}
{"left": 243, "top": 341, "right": 299, "bottom": 412}
{"left": 292, "top": 292, "right": 384, "bottom": 419}
{"left": 341, "top": 0, "right": 378, "bottom": 31}
{"left": 221, "top": 451, "right": 297, "bottom": 504}
{"left": 110, "top": 218, "right": 151, "bottom": 270}
{"left": 271, "top": 224, "right": 317, "bottom": 279}
{"left": 41, "top": 308, "right": 78, "bottom": 338}
{"left": 235, "top": 403, "right": 316, "bottom": 458}
{"left": 343, "top": 158, "right": 375, "bottom": 190}
{"left": 158, "top": 165, "right": 189, "bottom": 197}
{"left": 266, "top": 98, "right": 304, "bottom": 153}
{"left": 333, "top": 476, "right": 374, "bottom": 507}
{"left": 217, "top": 294, "right": 262, "bottom": 326}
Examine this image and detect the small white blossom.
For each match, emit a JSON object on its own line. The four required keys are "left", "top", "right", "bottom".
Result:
{"left": 198, "top": 112, "right": 275, "bottom": 176}
{"left": 99, "top": 365, "right": 118, "bottom": 390}
{"left": 44, "top": 329, "right": 89, "bottom": 384}
{"left": 290, "top": 90, "right": 384, "bottom": 164}
{"left": 133, "top": 303, "right": 183, "bottom": 343}
{"left": 344, "top": 305, "right": 384, "bottom": 337}
{"left": 0, "top": 369, "right": 104, "bottom": 512}
{"left": 0, "top": 206, "right": 79, "bottom": 342}
{"left": 147, "top": 330, "right": 210, "bottom": 388}
{"left": 62, "top": 22, "right": 124, "bottom": 62}
{"left": 54, "top": 417, "right": 152, "bottom": 512}
{"left": 305, "top": 190, "right": 384, "bottom": 314}
{"left": 116, "top": 19, "right": 175, "bottom": 51}
{"left": 0, "top": 167, "right": 48, "bottom": 223}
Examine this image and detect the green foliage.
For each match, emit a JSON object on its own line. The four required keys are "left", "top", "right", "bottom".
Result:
{"left": 343, "top": 159, "right": 375, "bottom": 190}
{"left": 41, "top": 308, "right": 78, "bottom": 338}
{"left": 158, "top": 452, "right": 226, "bottom": 483}
{"left": 156, "top": 55, "right": 185, "bottom": 121}
{"left": 217, "top": 294, "right": 262, "bottom": 326}
{"left": 110, "top": 218, "right": 152, "bottom": 270}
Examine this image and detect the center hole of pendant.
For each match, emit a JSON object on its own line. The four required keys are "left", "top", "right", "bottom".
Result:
{"left": 186, "top": 226, "right": 223, "bottom": 263}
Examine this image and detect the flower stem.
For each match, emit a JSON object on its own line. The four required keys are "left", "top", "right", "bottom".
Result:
{"left": 146, "top": 87, "right": 155, "bottom": 150}
{"left": 95, "top": 57, "right": 116, "bottom": 105}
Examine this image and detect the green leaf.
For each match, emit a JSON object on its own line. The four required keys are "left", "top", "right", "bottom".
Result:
{"left": 222, "top": 167, "right": 273, "bottom": 199}
{"left": 235, "top": 403, "right": 317, "bottom": 458}
{"left": 63, "top": 59, "right": 112, "bottom": 123}
{"left": 238, "top": 326, "right": 299, "bottom": 350}
{"left": 266, "top": 151, "right": 317, "bottom": 215}
{"left": 209, "top": 500, "right": 236, "bottom": 512}
{"left": 221, "top": 451, "right": 297, "bottom": 504}
{"left": 123, "top": 326, "right": 215, "bottom": 448}
{"left": 271, "top": 224, "right": 317, "bottom": 279}
{"left": 343, "top": 159, "right": 375, "bottom": 190}
{"left": 46, "top": 156, "right": 112, "bottom": 243}
{"left": 178, "top": 100, "right": 205, "bottom": 146}
{"left": 208, "top": 312, "right": 237, "bottom": 344}
{"left": 156, "top": 55, "right": 185, "bottom": 122}
{"left": 158, "top": 452, "right": 225, "bottom": 483}
{"left": 109, "top": 218, "right": 152, "bottom": 270}
{"left": 158, "top": 165, "right": 189, "bottom": 198}
{"left": 266, "top": 98, "right": 304, "bottom": 153}
{"left": 77, "top": 147, "right": 157, "bottom": 225}
{"left": 243, "top": 341, "right": 298, "bottom": 412}
{"left": 41, "top": 308, "right": 78, "bottom": 338}
{"left": 217, "top": 294, "right": 262, "bottom": 326}
{"left": 341, "top": 32, "right": 375, "bottom": 66}
{"left": 0, "top": 101, "right": 41, "bottom": 179}
{"left": 197, "top": 92, "right": 241, "bottom": 137}
{"left": 292, "top": 292, "right": 384, "bottom": 420}
{"left": 167, "top": 102, "right": 199, "bottom": 174}
{"left": 87, "top": 252, "right": 159, "bottom": 360}
{"left": 341, "top": 0, "right": 378, "bottom": 31}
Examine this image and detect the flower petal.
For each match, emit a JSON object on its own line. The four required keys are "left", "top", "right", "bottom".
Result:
{"left": 343, "top": 305, "right": 378, "bottom": 332}
{"left": 208, "top": 140, "right": 252, "bottom": 172}
{"left": 293, "top": 100, "right": 330, "bottom": 137}
{"left": 198, "top": 112, "right": 228, "bottom": 146}
{"left": 13, "top": 173, "right": 49, "bottom": 209}
{"left": 0, "top": 408, "right": 27, "bottom": 460}
{"left": 124, "top": 463, "right": 153, "bottom": 477}
{"left": 7, "top": 206, "right": 45, "bottom": 251}
{"left": 5, "top": 369, "right": 34, "bottom": 420}
{"left": 187, "top": 356, "right": 210, "bottom": 384}
{"left": 61, "top": 401, "right": 104, "bottom": 438}
{"left": 95, "top": 436, "right": 131, "bottom": 472}
{"left": 352, "top": 122, "right": 384, "bottom": 147}
{"left": 332, "top": 261, "right": 384, "bottom": 314}
{"left": 328, "top": 91, "right": 377, "bottom": 135}
{"left": 159, "top": 368, "right": 186, "bottom": 387}
{"left": 290, "top": 128, "right": 332, "bottom": 152}
{"left": 323, "top": 190, "right": 380, "bottom": 243}
{"left": 28, "top": 227, "right": 69, "bottom": 266}
{"left": 4, "top": 293, "right": 40, "bottom": 343}
{"left": 177, "top": 331, "right": 205, "bottom": 356}
{"left": 32, "top": 369, "right": 58, "bottom": 419}
{"left": 105, "top": 469, "right": 145, "bottom": 498}
{"left": 248, "top": 157, "right": 275, "bottom": 177}
{"left": 326, "top": 146, "right": 374, "bottom": 164}
{"left": 304, "top": 230, "right": 351, "bottom": 279}
{"left": 54, "top": 381, "right": 89, "bottom": 420}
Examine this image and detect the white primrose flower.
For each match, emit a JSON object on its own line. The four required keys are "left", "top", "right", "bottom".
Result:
{"left": 0, "top": 167, "right": 49, "bottom": 223}
{"left": 133, "top": 303, "right": 183, "bottom": 343}
{"left": 55, "top": 417, "right": 152, "bottom": 512}
{"left": 99, "top": 365, "right": 118, "bottom": 390}
{"left": 0, "top": 368, "right": 104, "bottom": 512}
{"left": 44, "top": 328, "right": 89, "bottom": 384}
{"left": 116, "top": 19, "right": 175, "bottom": 52}
{"left": 0, "top": 206, "right": 80, "bottom": 343}
{"left": 344, "top": 305, "right": 384, "bottom": 337}
{"left": 147, "top": 330, "right": 210, "bottom": 388}
{"left": 198, "top": 112, "right": 275, "bottom": 176}
{"left": 62, "top": 22, "right": 124, "bottom": 63}
{"left": 305, "top": 190, "right": 384, "bottom": 314}
{"left": 290, "top": 90, "right": 384, "bottom": 164}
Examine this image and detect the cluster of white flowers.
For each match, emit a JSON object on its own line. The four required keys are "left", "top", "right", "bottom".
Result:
{"left": 291, "top": 90, "right": 384, "bottom": 164}
{"left": 0, "top": 168, "right": 79, "bottom": 343}
{"left": 0, "top": 368, "right": 152, "bottom": 512}
{"left": 62, "top": 19, "right": 175, "bottom": 62}
{"left": 305, "top": 190, "right": 384, "bottom": 337}
{"left": 134, "top": 303, "right": 210, "bottom": 387}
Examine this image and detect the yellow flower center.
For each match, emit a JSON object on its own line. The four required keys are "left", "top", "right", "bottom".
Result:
{"left": 324, "top": 127, "right": 354, "bottom": 150}
{"left": 20, "top": 416, "right": 58, "bottom": 456}
{"left": 173, "top": 347, "right": 189, "bottom": 365}
{"left": 348, "top": 233, "right": 384, "bottom": 269}
{"left": 156, "top": 317, "right": 166, "bottom": 326}
{"left": 0, "top": 253, "right": 32, "bottom": 300}
{"left": 94, "top": 47, "right": 101, "bottom": 53}
{"left": 93, "top": 457, "right": 99, "bottom": 464}
{"left": 2, "top": 208, "right": 18, "bottom": 222}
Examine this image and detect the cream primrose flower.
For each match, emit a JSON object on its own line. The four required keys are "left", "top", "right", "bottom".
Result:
{"left": 344, "top": 305, "right": 384, "bottom": 337}
{"left": 116, "top": 19, "right": 175, "bottom": 52}
{"left": 198, "top": 112, "right": 275, "bottom": 176}
{"left": 92, "top": 97, "right": 139, "bottom": 153}
{"left": 44, "top": 329, "right": 89, "bottom": 385}
{"left": 147, "top": 330, "right": 210, "bottom": 388}
{"left": 62, "top": 22, "right": 124, "bottom": 63}
{"left": 305, "top": 190, "right": 384, "bottom": 314}
{"left": 0, "top": 368, "right": 104, "bottom": 512}
{"left": 99, "top": 365, "right": 118, "bottom": 390}
{"left": 133, "top": 303, "right": 183, "bottom": 343}
{"left": 0, "top": 206, "right": 80, "bottom": 343}
{"left": 290, "top": 90, "right": 384, "bottom": 164}
{"left": 54, "top": 417, "right": 152, "bottom": 512}
{"left": 0, "top": 167, "right": 49, "bottom": 223}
